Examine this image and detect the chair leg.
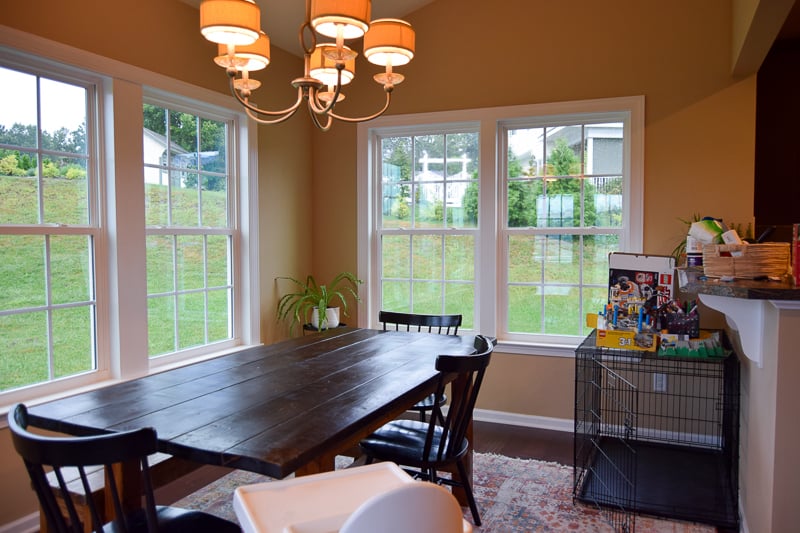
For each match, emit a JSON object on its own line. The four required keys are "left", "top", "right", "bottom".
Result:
{"left": 419, "top": 410, "right": 427, "bottom": 423}
{"left": 456, "top": 459, "right": 481, "bottom": 526}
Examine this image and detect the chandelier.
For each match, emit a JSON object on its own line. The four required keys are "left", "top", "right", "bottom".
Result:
{"left": 199, "top": 0, "right": 416, "bottom": 131}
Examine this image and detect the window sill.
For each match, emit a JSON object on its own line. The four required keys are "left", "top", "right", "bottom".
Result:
{"left": 495, "top": 339, "right": 579, "bottom": 358}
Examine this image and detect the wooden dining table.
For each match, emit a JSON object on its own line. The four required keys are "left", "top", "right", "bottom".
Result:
{"left": 27, "top": 327, "right": 479, "bottom": 503}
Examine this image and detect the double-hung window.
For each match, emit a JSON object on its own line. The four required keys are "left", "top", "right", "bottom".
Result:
{"left": 359, "top": 97, "right": 643, "bottom": 353}
{"left": 375, "top": 127, "right": 480, "bottom": 328}
{"left": 143, "top": 101, "right": 236, "bottom": 358}
{"left": 0, "top": 61, "right": 100, "bottom": 393}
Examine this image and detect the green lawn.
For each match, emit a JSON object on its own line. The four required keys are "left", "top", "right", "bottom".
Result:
{"left": 2, "top": 175, "right": 612, "bottom": 391}
{"left": 0, "top": 175, "right": 229, "bottom": 391}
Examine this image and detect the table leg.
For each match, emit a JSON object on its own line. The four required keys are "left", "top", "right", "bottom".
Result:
{"left": 295, "top": 452, "right": 336, "bottom": 476}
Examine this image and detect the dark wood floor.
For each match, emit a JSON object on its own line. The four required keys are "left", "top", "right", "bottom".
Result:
{"left": 473, "top": 421, "right": 573, "bottom": 465}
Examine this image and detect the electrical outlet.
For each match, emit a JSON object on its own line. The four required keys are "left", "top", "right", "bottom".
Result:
{"left": 653, "top": 373, "right": 667, "bottom": 393}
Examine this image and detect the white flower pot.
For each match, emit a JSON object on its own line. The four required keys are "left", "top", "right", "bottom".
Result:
{"left": 311, "top": 306, "right": 340, "bottom": 330}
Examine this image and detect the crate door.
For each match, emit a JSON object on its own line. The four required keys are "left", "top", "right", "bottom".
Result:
{"left": 576, "top": 357, "right": 638, "bottom": 533}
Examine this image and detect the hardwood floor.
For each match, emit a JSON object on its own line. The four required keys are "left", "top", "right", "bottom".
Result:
{"left": 473, "top": 421, "right": 573, "bottom": 465}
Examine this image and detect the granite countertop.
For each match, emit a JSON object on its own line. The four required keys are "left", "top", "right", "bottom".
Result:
{"left": 677, "top": 267, "right": 800, "bottom": 300}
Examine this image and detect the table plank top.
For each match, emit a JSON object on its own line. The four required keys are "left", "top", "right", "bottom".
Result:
{"left": 28, "top": 327, "right": 476, "bottom": 478}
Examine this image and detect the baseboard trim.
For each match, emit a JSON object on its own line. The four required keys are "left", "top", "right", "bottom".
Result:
{"left": 0, "top": 513, "right": 38, "bottom": 533}
{"left": 473, "top": 408, "right": 573, "bottom": 433}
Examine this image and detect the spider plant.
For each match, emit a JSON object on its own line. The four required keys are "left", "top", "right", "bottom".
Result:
{"left": 276, "top": 272, "right": 362, "bottom": 335}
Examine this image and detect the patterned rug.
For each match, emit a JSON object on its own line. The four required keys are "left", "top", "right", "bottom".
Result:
{"left": 173, "top": 453, "right": 717, "bottom": 532}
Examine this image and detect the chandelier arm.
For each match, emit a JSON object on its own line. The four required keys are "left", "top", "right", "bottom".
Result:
{"left": 308, "top": 106, "right": 334, "bottom": 131}
{"left": 244, "top": 104, "right": 301, "bottom": 125}
{"left": 228, "top": 72, "right": 305, "bottom": 117}
{"left": 307, "top": 86, "right": 343, "bottom": 115}
{"left": 325, "top": 91, "right": 393, "bottom": 123}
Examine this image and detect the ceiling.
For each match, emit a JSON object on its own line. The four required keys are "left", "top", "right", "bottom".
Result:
{"left": 182, "top": 0, "right": 435, "bottom": 56}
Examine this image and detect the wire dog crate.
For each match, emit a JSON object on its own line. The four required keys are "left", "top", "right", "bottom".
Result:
{"left": 573, "top": 330, "right": 740, "bottom": 532}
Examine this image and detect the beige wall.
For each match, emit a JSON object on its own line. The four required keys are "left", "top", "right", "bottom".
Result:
{"left": 0, "top": 0, "right": 791, "bottom": 530}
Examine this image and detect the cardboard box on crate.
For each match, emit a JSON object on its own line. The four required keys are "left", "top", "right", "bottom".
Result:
{"left": 589, "top": 253, "right": 676, "bottom": 352}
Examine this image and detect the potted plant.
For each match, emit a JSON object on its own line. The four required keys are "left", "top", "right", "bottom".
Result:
{"left": 276, "top": 272, "right": 363, "bottom": 335}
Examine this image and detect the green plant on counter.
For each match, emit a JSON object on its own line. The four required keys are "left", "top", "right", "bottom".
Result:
{"left": 276, "top": 272, "right": 363, "bottom": 335}
{"left": 671, "top": 213, "right": 702, "bottom": 264}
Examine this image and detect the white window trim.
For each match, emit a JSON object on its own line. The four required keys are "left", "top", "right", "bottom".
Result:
{"left": 0, "top": 25, "right": 260, "bottom": 410}
{"left": 357, "top": 96, "right": 644, "bottom": 357}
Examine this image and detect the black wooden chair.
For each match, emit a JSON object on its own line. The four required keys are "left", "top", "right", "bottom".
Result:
{"left": 379, "top": 310, "right": 463, "bottom": 422}
{"left": 7, "top": 403, "right": 241, "bottom": 533}
{"left": 358, "top": 334, "right": 493, "bottom": 526}
{"left": 378, "top": 310, "right": 462, "bottom": 335}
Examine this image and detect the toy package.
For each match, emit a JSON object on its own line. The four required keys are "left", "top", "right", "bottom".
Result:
{"left": 594, "top": 253, "right": 676, "bottom": 351}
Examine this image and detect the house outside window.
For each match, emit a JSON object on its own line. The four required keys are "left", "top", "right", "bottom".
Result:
{"left": 358, "top": 97, "right": 643, "bottom": 354}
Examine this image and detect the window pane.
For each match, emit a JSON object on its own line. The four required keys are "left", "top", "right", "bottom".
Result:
{"left": 381, "top": 136, "right": 412, "bottom": 229}
{"left": 444, "top": 132, "right": 478, "bottom": 229}
{"left": 583, "top": 234, "right": 619, "bottom": 284}
{"left": 208, "top": 288, "right": 231, "bottom": 342}
{"left": 539, "top": 178, "right": 580, "bottom": 228}
{"left": 148, "top": 295, "right": 175, "bottom": 356}
{"left": 444, "top": 235, "right": 474, "bottom": 281}
{"left": 508, "top": 127, "right": 545, "bottom": 177}
{"left": 207, "top": 235, "right": 229, "bottom": 288}
{"left": 145, "top": 184, "right": 168, "bottom": 226}
{"left": 42, "top": 156, "right": 88, "bottom": 224}
{"left": 176, "top": 235, "right": 204, "bottom": 291}
{"left": 146, "top": 235, "right": 174, "bottom": 294}
{"left": 414, "top": 182, "right": 444, "bottom": 228}
{"left": 412, "top": 235, "right": 442, "bottom": 279}
{"left": 542, "top": 235, "right": 578, "bottom": 284}
{"left": 382, "top": 280, "right": 410, "bottom": 311}
{"left": 0, "top": 154, "right": 39, "bottom": 224}
{"left": 445, "top": 283, "right": 473, "bottom": 329}
{"left": 544, "top": 286, "right": 581, "bottom": 335}
{"left": 508, "top": 235, "right": 543, "bottom": 283}
{"left": 585, "top": 122, "right": 623, "bottom": 175}
{"left": 52, "top": 306, "right": 94, "bottom": 378}
{"left": 508, "top": 285, "right": 541, "bottom": 334}
{"left": 507, "top": 179, "right": 539, "bottom": 228}
{"left": 382, "top": 235, "right": 410, "bottom": 278}
{"left": 0, "top": 235, "right": 45, "bottom": 310}
{"left": 40, "top": 78, "right": 87, "bottom": 154}
{"left": 171, "top": 170, "right": 199, "bottom": 226}
{"left": 412, "top": 281, "right": 442, "bottom": 314}
{"left": 50, "top": 235, "right": 92, "bottom": 305}
{"left": 0, "top": 67, "right": 38, "bottom": 149}
{"left": 0, "top": 311, "right": 48, "bottom": 390}
{"left": 590, "top": 177, "right": 623, "bottom": 227}
{"left": 545, "top": 126, "right": 582, "bottom": 176}
{"left": 178, "top": 292, "right": 205, "bottom": 350}
{"left": 202, "top": 176, "right": 227, "bottom": 227}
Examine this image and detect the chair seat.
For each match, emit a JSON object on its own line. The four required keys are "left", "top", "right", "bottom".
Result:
{"left": 410, "top": 393, "right": 447, "bottom": 411}
{"left": 359, "top": 419, "right": 469, "bottom": 467}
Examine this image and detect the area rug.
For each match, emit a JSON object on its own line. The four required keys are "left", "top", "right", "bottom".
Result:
{"left": 173, "top": 453, "right": 717, "bottom": 532}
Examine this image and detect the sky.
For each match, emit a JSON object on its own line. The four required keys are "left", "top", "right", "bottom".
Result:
{"left": 0, "top": 65, "right": 87, "bottom": 131}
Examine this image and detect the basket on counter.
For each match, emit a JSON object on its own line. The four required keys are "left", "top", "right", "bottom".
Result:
{"left": 702, "top": 242, "right": 791, "bottom": 279}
